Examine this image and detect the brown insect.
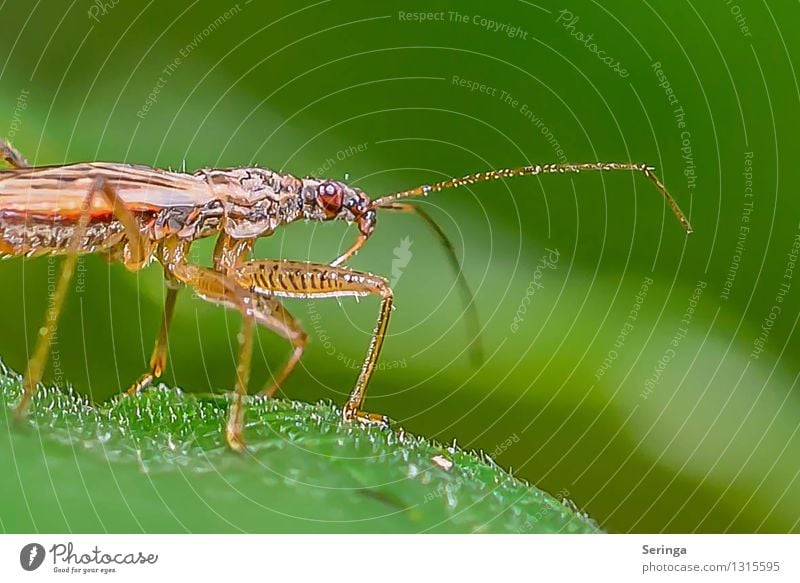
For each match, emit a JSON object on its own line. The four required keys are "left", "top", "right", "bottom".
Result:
{"left": 0, "top": 138, "right": 692, "bottom": 450}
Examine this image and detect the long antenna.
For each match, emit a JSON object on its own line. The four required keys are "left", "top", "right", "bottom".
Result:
{"left": 374, "top": 162, "right": 693, "bottom": 234}
{"left": 382, "top": 201, "right": 484, "bottom": 365}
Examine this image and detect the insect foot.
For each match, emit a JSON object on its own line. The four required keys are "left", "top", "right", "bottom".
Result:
{"left": 342, "top": 402, "right": 390, "bottom": 428}
{"left": 225, "top": 393, "right": 248, "bottom": 453}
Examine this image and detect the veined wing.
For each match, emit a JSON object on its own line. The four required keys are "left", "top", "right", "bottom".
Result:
{"left": 0, "top": 163, "right": 215, "bottom": 219}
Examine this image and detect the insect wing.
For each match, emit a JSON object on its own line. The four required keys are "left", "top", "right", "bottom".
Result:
{"left": 0, "top": 163, "right": 214, "bottom": 219}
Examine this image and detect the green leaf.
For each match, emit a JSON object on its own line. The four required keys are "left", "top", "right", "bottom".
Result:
{"left": 0, "top": 360, "right": 599, "bottom": 533}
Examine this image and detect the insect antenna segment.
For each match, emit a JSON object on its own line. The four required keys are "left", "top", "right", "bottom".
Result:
{"left": 370, "top": 161, "right": 693, "bottom": 367}
{"left": 374, "top": 162, "right": 694, "bottom": 234}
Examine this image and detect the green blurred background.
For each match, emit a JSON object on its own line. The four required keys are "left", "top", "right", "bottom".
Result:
{"left": 1, "top": 0, "right": 799, "bottom": 533}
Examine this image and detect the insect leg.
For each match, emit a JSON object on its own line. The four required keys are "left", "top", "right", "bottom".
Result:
{"left": 167, "top": 260, "right": 256, "bottom": 452}
{"left": 330, "top": 234, "right": 368, "bottom": 267}
{"left": 234, "top": 259, "right": 393, "bottom": 426}
{"left": 127, "top": 279, "right": 180, "bottom": 394}
{"left": 211, "top": 233, "right": 307, "bottom": 399}
{"left": 15, "top": 177, "right": 152, "bottom": 418}
{"left": 0, "top": 139, "right": 30, "bottom": 168}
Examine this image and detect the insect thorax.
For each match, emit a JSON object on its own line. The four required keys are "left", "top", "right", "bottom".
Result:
{"left": 193, "top": 167, "right": 304, "bottom": 239}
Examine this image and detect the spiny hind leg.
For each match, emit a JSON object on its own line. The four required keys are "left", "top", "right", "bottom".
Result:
{"left": 169, "top": 261, "right": 256, "bottom": 452}
{"left": 16, "top": 177, "right": 151, "bottom": 418}
{"left": 0, "top": 139, "right": 29, "bottom": 168}
{"left": 234, "top": 259, "right": 394, "bottom": 427}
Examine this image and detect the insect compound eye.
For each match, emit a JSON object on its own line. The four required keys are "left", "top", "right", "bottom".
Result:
{"left": 316, "top": 181, "right": 344, "bottom": 218}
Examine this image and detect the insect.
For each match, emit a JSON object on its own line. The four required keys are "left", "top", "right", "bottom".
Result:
{"left": 0, "top": 138, "right": 692, "bottom": 451}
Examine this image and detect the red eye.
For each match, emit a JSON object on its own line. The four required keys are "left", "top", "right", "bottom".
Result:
{"left": 316, "top": 181, "right": 343, "bottom": 218}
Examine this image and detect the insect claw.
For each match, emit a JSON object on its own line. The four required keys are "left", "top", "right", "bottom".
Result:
{"left": 225, "top": 431, "right": 248, "bottom": 453}
{"left": 225, "top": 413, "right": 248, "bottom": 453}
{"left": 342, "top": 402, "right": 390, "bottom": 428}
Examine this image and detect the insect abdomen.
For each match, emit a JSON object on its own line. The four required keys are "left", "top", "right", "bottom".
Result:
{"left": 0, "top": 217, "right": 126, "bottom": 257}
